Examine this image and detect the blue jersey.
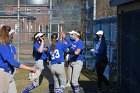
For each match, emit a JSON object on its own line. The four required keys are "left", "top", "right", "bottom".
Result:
{"left": 0, "top": 43, "right": 20, "bottom": 72}
{"left": 94, "top": 39, "right": 107, "bottom": 61}
{"left": 34, "top": 42, "right": 48, "bottom": 62}
{"left": 64, "top": 38, "right": 84, "bottom": 61}
{"left": 9, "top": 44, "right": 16, "bottom": 58}
{"left": 47, "top": 40, "right": 68, "bottom": 64}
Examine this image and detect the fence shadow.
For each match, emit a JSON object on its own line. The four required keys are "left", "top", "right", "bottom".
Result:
{"left": 79, "top": 81, "right": 98, "bottom": 93}
{"left": 80, "top": 68, "right": 98, "bottom": 93}
{"left": 80, "top": 68, "right": 120, "bottom": 93}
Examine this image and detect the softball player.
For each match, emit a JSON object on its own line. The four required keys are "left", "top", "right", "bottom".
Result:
{"left": 22, "top": 32, "right": 54, "bottom": 93}
{"left": 61, "top": 29, "right": 84, "bottom": 93}
{"left": 47, "top": 33, "right": 69, "bottom": 93}
{"left": 0, "top": 26, "right": 36, "bottom": 93}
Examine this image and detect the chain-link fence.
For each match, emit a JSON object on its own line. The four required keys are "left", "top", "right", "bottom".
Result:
{"left": 0, "top": 0, "right": 83, "bottom": 63}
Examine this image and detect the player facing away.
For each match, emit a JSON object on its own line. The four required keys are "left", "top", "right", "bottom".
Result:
{"left": 22, "top": 32, "right": 54, "bottom": 93}
{"left": 47, "top": 33, "right": 70, "bottom": 93}
{"left": 61, "top": 29, "right": 84, "bottom": 93}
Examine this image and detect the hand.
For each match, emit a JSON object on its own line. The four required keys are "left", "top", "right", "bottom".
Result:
{"left": 39, "top": 37, "right": 44, "bottom": 42}
{"left": 38, "top": 37, "right": 44, "bottom": 44}
{"left": 31, "top": 66, "right": 37, "bottom": 73}
{"left": 28, "top": 69, "right": 42, "bottom": 81}
{"left": 61, "top": 31, "right": 66, "bottom": 38}
{"left": 90, "top": 49, "right": 94, "bottom": 52}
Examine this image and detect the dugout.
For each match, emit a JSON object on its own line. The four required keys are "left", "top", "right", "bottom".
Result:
{"left": 110, "top": 0, "right": 140, "bottom": 93}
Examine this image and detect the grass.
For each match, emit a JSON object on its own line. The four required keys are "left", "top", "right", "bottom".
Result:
{"left": 15, "top": 68, "right": 92, "bottom": 93}
{"left": 15, "top": 69, "right": 49, "bottom": 93}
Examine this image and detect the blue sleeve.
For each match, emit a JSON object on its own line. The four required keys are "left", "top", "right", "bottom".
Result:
{"left": 34, "top": 42, "right": 40, "bottom": 50}
{"left": 7, "top": 59, "right": 20, "bottom": 68}
{"left": 77, "top": 40, "right": 83, "bottom": 50}
{"left": 0, "top": 46, "right": 20, "bottom": 68}
{"left": 63, "top": 37, "right": 73, "bottom": 48}
{"left": 44, "top": 44, "right": 47, "bottom": 48}
{"left": 94, "top": 41, "right": 106, "bottom": 54}
{"left": 62, "top": 43, "right": 69, "bottom": 51}
{"left": 47, "top": 47, "right": 51, "bottom": 61}
{"left": 47, "top": 46, "right": 51, "bottom": 53}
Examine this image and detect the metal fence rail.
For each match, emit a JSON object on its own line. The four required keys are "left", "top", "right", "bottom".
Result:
{"left": 0, "top": 0, "right": 82, "bottom": 63}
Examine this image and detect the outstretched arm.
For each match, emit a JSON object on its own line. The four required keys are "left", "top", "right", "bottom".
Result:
{"left": 19, "top": 64, "right": 36, "bottom": 72}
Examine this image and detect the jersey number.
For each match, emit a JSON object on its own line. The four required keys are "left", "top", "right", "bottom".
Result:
{"left": 51, "top": 49, "right": 60, "bottom": 60}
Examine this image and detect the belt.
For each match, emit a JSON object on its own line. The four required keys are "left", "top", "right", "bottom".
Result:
{"left": 36, "top": 60, "right": 44, "bottom": 62}
{"left": 0, "top": 68, "right": 11, "bottom": 74}
{"left": 50, "top": 62, "right": 63, "bottom": 65}
{"left": 71, "top": 60, "right": 83, "bottom": 62}
{"left": 4, "top": 70, "right": 12, "bottom": 74}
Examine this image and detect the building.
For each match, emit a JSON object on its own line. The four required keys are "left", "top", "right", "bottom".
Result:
{"left": 0, "top": 3, "right": 49, "bottom": 42}
{"left": 0, "top": 0, "right": 82, "bottom": 61}
{"left": 110, "top": 0, "right": 140, "bottom": 93}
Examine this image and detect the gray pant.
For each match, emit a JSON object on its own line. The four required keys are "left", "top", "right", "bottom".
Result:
{"left": 8, "top": 78, "right": 17, "bottom": 93}
{"left": 33, "top": 61, "right": 54, "bottom": 86}
{"left": 50, "top": 62, "right": 66, "bottom": 89}
{"left": 35, "top": 60, "right": 44, "bottom": 69}
{"left": 0, "top": 69, "right": 17, "bottom": 93}
{"left": 68, "top": 60, "right": 83, "bottom": 86}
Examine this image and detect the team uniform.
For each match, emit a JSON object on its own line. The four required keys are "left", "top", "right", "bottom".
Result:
{"left": 0, "top": 43, "right": 21, "bottom": 93}
{"left": 22, "top": 42, "right": 54, "bottom": 93}
{"left": 47, "top": 40, "right": 69, "bottom": 93}
{"left": 64, "top": 37, "right": 84, "bottom": 93}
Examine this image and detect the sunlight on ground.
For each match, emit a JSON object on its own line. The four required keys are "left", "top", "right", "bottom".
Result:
{"left": 15, "top": 69, "right": 90, "bottom": 93}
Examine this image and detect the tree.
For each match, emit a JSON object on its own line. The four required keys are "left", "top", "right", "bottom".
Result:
{"left": 96, "top": 0, "right": 117, "bottom": 18}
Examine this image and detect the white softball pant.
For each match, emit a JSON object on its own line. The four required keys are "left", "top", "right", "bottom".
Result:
{"left": 0, "top": 68, "right": 17, "bottom": 93}
{"left": 50, "top": 62, "right": 66, "bottom": 92}
{"left": 33, "top": 60, "right": 54, "bottom": 86}
{"left": 68, "top": 60, "right": 83, "bottom": 93}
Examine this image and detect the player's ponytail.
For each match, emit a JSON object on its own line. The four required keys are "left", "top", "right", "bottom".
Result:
{"left": 51, "top": 33, "right": 58, "bottom": 52}
{"left": 75, "top": 29, "right": 84, "bottom": 41}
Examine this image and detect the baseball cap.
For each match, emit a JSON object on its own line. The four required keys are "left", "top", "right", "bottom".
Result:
{"left": 35, "top": 32, "right": 45, "bottom": 39}
{"left": 69, "top": 30, "right": 80, "bottom": 36}
{"left": 96, "top": 30, "right": 104, "bottom": 35}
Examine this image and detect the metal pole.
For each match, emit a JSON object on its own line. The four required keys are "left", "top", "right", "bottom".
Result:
{"left": 49, "top": 0, "right": 52, "bottom": 39}
{"left": 58, "top": 24, "right": 60, "bottom": 37}
{"left": 60, "top": 25, "right": 63, "bottom": 41}
{"left": 17, "top": 0, "right": 20, "bottom": 61}
{"left": 35, "top": 21, "right": 36, "bottom": 32}
{"left": 93, "top": 0, "right": 96, "bottom": 20}
{"left": 60, "top": 25, "right": 62, "bottom": 32}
